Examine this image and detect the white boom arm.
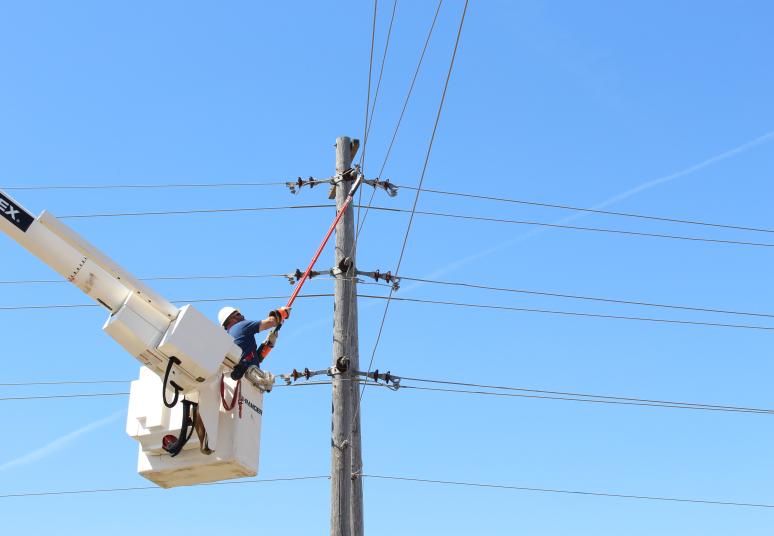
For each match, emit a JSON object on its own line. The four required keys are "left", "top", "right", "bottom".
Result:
{"left": 0, "top": 189, "right": 243, "bottom": 389}
{"left": 0, "top": 189, "right": 267, "bottom": 487}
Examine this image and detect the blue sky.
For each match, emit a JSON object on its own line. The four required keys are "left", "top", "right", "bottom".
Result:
{"left": 1, "top": 1, "right": 774, "bottom": 534}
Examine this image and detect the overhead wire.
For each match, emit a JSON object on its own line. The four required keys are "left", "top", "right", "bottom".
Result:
{"left": 48, "top": 203, "right": 774, "bottom": 248}
{"left": 397, "top": 376, "right": 774, "bottom": 414}
{"left": 357, "top": 294, "right": 774, "bottom": 331}
{"left": 4, "top": 293, "right": 774, "bottom": 331}
{"left": 397, "top": 276, "right": 774, "bottom": 319}
{"left": 361, "top": 206, "right": 774, "bottom": 248}
{"left": 363, "top": 0, "right": 399, "bottom": 150}
{"left": 0, "top": 380, "right": 127, "bottom": 386}
{"left": 7, "top": 375, "right": 771, "bottom": 416}
{"left": 0, "top": 294, "right": 336, "bottom": 311}
{"left": 58, "top": 204, "right": 334, "bottom": 219}
{"left": 398, "top": 385, "right": 772, "bottom": 415}
{"left": 1, "top": 472, "right": 769, "bottom": 509}
{"left": 359, "top": 0, "right": 379, "bottom": 173}
{"left": 0, "top": 382, "right": 334, "bottom": 402}
{"left": 0, "top": 393, "right": 129, "bottom": 402}
{"left": 349, "top": 0, "right": 396, "bottom": 365}
{"left": 10, "top": 180, "right": 773, "bottom": 236}
{"left": 4, "top": 272, "right": 772, "bottom": 321}
{"left": 2, "top": 181, "right": 286, "bottom": 191}
{"left": 402, "top": 186, "right": 774, "bottom": 234}
{"left": 0, "top": 476, "right": 330, "bottom": 499}
{"left": 360, "top": 475, "right": 774, "bottom": 510}
{"left": 353, "top": 0, "right": 444, "bottom": 246}
{"left": 0, "top": 273, "right": 289, "bottom": 285}
{"left": 355, "top": 0, "right": 469, "bottom": 449}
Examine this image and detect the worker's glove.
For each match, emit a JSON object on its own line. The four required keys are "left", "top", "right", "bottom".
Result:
{"left": 269, "top": 306, "right": 291, "bottom": 325}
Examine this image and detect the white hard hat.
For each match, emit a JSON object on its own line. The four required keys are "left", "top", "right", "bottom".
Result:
{"left": 217, "top": 306, "right": 240, "bottom": 328}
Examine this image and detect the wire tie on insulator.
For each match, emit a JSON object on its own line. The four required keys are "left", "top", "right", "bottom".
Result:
{"left": 389, "top": 376, "right": 401, "bottom": 391}
{"left": 384, "top": 179, "right": 397, "bottom": 197}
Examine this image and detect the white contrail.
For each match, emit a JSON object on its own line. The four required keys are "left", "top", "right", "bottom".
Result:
{"left": 405, "top": 130, "right": 774, "bottom": 286}
{"left": 590, "top": 130, "right": 774, "bottom": 210}
{"left": 0, "top": 409, "right": 124, "bottom": 472}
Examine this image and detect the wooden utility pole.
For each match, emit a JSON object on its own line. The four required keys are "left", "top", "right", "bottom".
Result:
{"left": 331, "top": 136, "right": 363, "bottom": 536}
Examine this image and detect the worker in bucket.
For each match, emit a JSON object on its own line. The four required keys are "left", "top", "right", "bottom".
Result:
{"left": 218, "top": 306, "right": 290, "bottom": 379}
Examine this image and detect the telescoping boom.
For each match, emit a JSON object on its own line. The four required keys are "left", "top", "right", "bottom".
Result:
{"left": 0, "top": 174, "right": 364, "bottom": 487}
{"left": 0, "top": 189, "right": 265, "bottom": 487}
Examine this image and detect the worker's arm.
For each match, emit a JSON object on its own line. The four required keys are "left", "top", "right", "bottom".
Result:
{"left": 258, "top": 307, "right": 291, "bottom": 331}
{"left": 259, "top": 315, "right": 279, "bottom": 331}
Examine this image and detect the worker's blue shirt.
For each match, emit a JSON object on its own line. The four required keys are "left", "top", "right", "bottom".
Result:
{"left": 227, "top": 319, "right": 263, "bottom": 363}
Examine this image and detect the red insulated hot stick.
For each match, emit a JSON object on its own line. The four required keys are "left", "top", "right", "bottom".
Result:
{"left": 258, "top": 173, "right": 365, "bottom": 363}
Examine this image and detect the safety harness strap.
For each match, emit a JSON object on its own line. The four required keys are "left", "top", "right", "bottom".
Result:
{"left": 193, "top": 404, "right": 213, "bottom": 455}
{"left": 220, "top": 373, "right": 241, "bottom": 413}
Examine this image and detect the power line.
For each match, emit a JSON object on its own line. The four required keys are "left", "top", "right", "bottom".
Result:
{"left": 0, "top": 274, "right": 380, "bottom": 287}
{"left": 0, "top": 294, "right": 335, "bottom": 311}
{"left": 359, "top": 0, "right": 469, "bottom": 434}
{"left": 399, "top": 385, "right": 772, "bottom": 415}
{"left": 4, "top": 293, "right": 774, "bottom": 331}
{"left": 2, "top": 472, "right": 768, "bottom": 509}
{"left": 353, "top": 0, "right": 443, "bottom": 257}
{"left": 363, "top": 0, "right": 398, "bottom": 151}
{"left": 0, "top": 380, "right": 127, "bottom": 386}
{"left": 362, "top": 206, "right": 774, "bottom": 248}
{"left": 5, "top": 271, "right": 770, "bottom": 321}
{"left": 365, "top": 0, "right": 468, "bottom": 373}
{"left": 14, "top": 180, "right": 772, "bottom": 237}
{"left": 59, "top": 204, "right": 334, "bottom": 219}
{"left": 358, "top": 0, "right": 379, "bottom": 173}
{"left": 398, "top": 276, "right": 774, "bottom": 319}
{"left": 0, "top": 476, "right": 330, "bottom": 499}
{"left": 0, "top": 382, "right": 333, "bottom": 402}
{"left": 403, "top": 186, "right": 774, "bottom": 235}
{"left": 398, "top": 376, "right": 774, "bottom": 414}
{"left": 360, "top": 474, "right": 774, "bottom": 510}
{"left": 0, "top": 273, "right": 289, "bottom": 285}
{"left": 375, "top": 0, "right": 443, "bottom": 180}
{"left": 51, "top": 203, "right": 774, "bottom": 248}
{"left": 2, "top": 181, "right": 286, "bottom": 191}
{"left": 11, "top": 178, "right": 774, "bottom": 237}
{"left": 0, "top": 393, "right": 129, "bottom": 402}
{"left": 358, "top": 294, "right": 774, "bottom": 331}
{"left": 4, "top": 374, "right": 770, "bottom": 415}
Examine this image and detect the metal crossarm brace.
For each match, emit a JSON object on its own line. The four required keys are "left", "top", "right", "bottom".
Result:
{"left": 285, "top": 169, "right": 398, "bottom": 198}
{"left": 274, "top": 365, "right": 401, "bottom": 390}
